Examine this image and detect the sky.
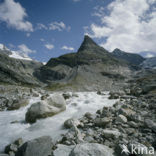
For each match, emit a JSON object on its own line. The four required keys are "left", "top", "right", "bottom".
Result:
{"left": 0, "top": 0, "right": 156, "bottom": 62}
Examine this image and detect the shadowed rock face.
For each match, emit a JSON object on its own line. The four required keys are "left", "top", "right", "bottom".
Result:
{"left": 0, "top": 52, "right": 43, "bottom": 86}
{"left": 112, "top": 48, "right": 145, "bottom": 66}
{"left": 35, "top": 36, "right": 133, "bottom": 91}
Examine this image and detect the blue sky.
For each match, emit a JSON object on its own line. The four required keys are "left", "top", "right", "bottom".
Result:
{"left": 0, "top": 0, "right": 156, "bottom": 62}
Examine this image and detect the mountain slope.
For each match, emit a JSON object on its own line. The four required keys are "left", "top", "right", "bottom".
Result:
{"left": 35, "top": 36, "right": 133, "bottom": 91}
{"left": 141, "top": 57, "right": 156, "bottom": 69}
{"left": 112, "top": 48, "right": 145, "bottom": 65}
{"left": 0, "top": 44, "right": 32, "bottom": 61}
{"left": 0, "top": 50, "right": 43, "bottom": 86}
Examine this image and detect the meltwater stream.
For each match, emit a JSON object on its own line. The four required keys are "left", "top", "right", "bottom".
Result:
{"left": 0, "top": 92, "right": 117, "bottom": 152}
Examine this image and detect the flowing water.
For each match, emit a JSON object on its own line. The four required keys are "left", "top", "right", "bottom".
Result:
{"left": 0, "top": 92, "right": 117, "bottom": 152}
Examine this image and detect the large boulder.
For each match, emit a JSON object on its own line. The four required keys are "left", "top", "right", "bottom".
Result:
{"left": 70, "top": 143, "right": 114, "bottom": 156}
{"left": 15, "top": 136, "right": 52, "bottom": 156}
{"left": 25, "top": 94, "right": 66, "bottom": 123}
{"left": 53, "top": 144, "right": 74, "bottom": 156}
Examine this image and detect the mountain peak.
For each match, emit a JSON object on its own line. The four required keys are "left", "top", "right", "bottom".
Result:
{"left": 78, "top": 35, "right": 98, "bottom": 52}
{"left": 113, "top": 48, "right": 124, "bottom": 54}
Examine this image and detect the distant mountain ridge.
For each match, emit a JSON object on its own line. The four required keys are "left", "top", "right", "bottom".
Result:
{"left": 1, "top": 36, "right": 152, "bottom": 90}
{"left": 35, "top": 36, "right": 133, "bottom": 91}
{"left": 112, "top": 48, "right": 145, "bottom": 65}
{"left": 141, "top": 57, "right": 156, "bottom": 69}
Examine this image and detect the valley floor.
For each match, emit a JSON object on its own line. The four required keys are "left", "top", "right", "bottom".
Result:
{"left": 0, "top": 91, "right": 116, "bottom": 152}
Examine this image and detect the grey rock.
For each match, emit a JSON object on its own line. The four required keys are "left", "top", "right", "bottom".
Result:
{"left": 94, "top": 117, "right": 111, "bottom": 127}
{"left": 53, "top": 144, "right": 74, "bottom": 156}
{"left": 84, "top": 112, "right": 94, "bottom": 120}
{"left": 69, "top": 143, "right": 114, "bottom": 156}
{"left": 119, "top": 108, "right": 136, "bottom": 119}
{"left": 7, "top": 99, "right": 29, "bottom": 111}
{"left": 102, "top": 129, "right": 121, "bottom": 139}
{"left": 145, "top": 119, "right": 156, "bottom": 133}
{"left": 15, "top": 136, "right": 52, "bottom": 156}
{"left": 25, "top": 94, "right": 66, "bottom": 123}
{"left": 64, "top": 118, "right": 80, "bottom": 129}
{"left": 116, "top": 115, "right": 127, "bottom": 123}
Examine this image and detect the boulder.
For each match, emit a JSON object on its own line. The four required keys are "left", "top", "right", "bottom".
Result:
{"left": 53, "top": 144, "right": 74, "bottom": 156}
{"left": 109, "top": 91, "right": 125, "bottom": 99}
{"left": 84, "top": 112, "right": 94, "bottom": 120}
{"left": 94, "top": 117, "right": 111, "bottom": 127}
{"left": 25, "top": 94, "right": 66, "bottom": 123}
{"left": 64, "top": 118, "right": 80, "bottom": 129}
{"left": 116, "top": 115, "right": 127, "bottom": 123}
{"left": 5, "top": 144, "right": 18, "bottom": 154}
{"left": 144, "top": 119, "right": 156, "bottom": 133}
{"left": 119, "top": 108, "right": 136, "bottom": 120}
{"left": 102, "top": 129, "right": 121, "bottom": 139}
{"left": 15, "top": 136, "right": 52, "bottom": 156}
{"left": 70, "top": 143, "right": 114, "bottom": 156}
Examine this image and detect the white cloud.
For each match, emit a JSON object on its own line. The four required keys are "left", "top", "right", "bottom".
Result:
{"left": 0, "top": 0, "right": 33, "bottom": 32}
{"left": 18, "top": 44, "right": 36, "bottom": 54}
{"left": 88, "top": 0, "right": 156, "bottom": 53}
{"left": 36, "top": 23, "right": 47, "bottom": 30}
{"left": 61, "top": 46, "right": 74, "bottom": 51}
{"left": 45, "top": 44, "right": 54, "bottom": 50}
{"left": 49, "top": 22, "right": 71, "bottom": 31}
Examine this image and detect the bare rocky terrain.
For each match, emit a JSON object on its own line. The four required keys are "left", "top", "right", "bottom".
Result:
{"left": 0, "top": 36, "right": 156, "bottom": 156}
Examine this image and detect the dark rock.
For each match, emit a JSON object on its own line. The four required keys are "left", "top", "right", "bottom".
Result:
{"left": 7, "top": 99, "right": 29, "bottom": 111}
{"left": 62, "top": 93, "right": 72, "bottom": 100}
{"left": 5, "top": 144, "right": 18, "bottom": 154}
{"left": 15, "top": 136, "right": 52, "bottom": 156}
{"left": 64, "top": 118, "right": 80, "bottom": 129}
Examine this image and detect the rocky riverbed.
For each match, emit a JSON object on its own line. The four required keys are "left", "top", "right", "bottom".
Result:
{"left": 0, "top": 86, "right": 118, "bottom": 155}
{"left": 0, "top": 84, "right": 156, "bottom": 156}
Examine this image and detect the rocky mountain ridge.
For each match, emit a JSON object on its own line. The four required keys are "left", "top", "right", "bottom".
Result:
{"left": 112, "top": 48, "right": 145, "bottom": 65}
{"left": 35, "top": 36, "right": 134, "bottom": 91}
{"left": 0, "top": 36, "right": 155, "bottom": 91}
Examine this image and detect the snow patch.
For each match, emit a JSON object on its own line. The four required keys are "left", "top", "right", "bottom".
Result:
{"left": 9, "top": 51, "right": 32, "bottom": 61}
